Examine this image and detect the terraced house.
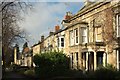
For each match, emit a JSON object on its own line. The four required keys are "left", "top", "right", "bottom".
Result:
{"left": 65, "top": 0, "right": 120, "bottom": 71}
{"left": 27, "top": 0, "right": 120, "bottom": 71}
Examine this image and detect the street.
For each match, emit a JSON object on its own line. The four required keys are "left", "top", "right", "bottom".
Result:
{"left": 2, "top": 71, "right": 37, "bottom": 80}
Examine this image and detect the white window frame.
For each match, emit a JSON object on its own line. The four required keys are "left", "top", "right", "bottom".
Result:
{"left": 117, "top": 50, "right": 120, "bottom": 70}
{"left": 60, "top": 37, "right": 64, "bottom": 48}
{"left": 58, "top": 36, "right": 65, "bottom": 48}
{"left": 117, "top": 15, "right": 120, "bottom": 37}
{"left": 74, "top": 28, "right": 79, "bottom": 45}
{"left": 81, "top": 27, "right": 88, "bottom": 44}
{"left": 95, "top": 27, "right": 102, "bottom": 42}
{"left": 69, "top": 30, "right": 74, "bottom": 46}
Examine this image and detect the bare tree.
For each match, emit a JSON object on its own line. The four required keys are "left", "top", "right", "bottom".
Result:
{"left": 1, "top": 1, "right": 32, "bottom": 69}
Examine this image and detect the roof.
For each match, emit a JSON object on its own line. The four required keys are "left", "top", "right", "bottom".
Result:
{"left": 64, "top": 21, "right": 88, "bottom": 31}
{"left": 23, "top": 47, "right": 29, "bottom": 53}
{"left": 68, "top": 1, "right": 110, "bottom": 22}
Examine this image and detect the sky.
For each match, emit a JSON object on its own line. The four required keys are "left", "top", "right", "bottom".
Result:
{"left": 18, "top": 2, "right": 84, "bottom": 49}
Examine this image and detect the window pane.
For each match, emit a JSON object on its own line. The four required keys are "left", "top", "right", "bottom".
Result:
{"left": 82, "top": 36, "right": 87, "bottom": 43}
{"left": 119, "top": 27, "right": 120, "bottom": 37}
{"left": 75, "top": 28, "right": 78, "bottom": 44}
{"left": 71, "top": 53, "right": 73, "bottom": 68}
{"left": 76, "top": 52, "right": 78, "bottom": 60}
{"left": 70, "top": 30, "right": 74, "bottom": 46}
{"left": 76, "top": 37, "right": 78, "bottom": 43}
{"left": 81, "top": 28, "right": 85, "bottom": 36}
{"left": 81, "top": 27, "right": 87, "bottom": 43}
{"left": 118, "top": 15, "right": 120, "bottom": 26}
{"left": 96, "top": 27, "right": 102, "bottom": 41}
{"left": 76, "top": 29, "right": 78, "bottom": 36}
{"left": 118, "top": 51, "right": 120, "bottom": 62}
{"left": 61, "top": 38, "right": 64, "bottom": 47}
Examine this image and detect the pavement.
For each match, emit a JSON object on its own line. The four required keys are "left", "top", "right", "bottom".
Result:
{"left": 2, "top": 71, "right": 37, "bottom": 80}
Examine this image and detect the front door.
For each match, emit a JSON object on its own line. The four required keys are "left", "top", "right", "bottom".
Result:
{"left": 97, "top": 52, "right": 103, "bottom": 67}
{"left": 88, "top": 52, "right": 94, "bottom": 71}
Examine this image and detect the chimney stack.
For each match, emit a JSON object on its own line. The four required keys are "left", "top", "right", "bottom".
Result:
{"left": 64, "top": 11, "right": 72, "bottom": 20}
{"left": 49, "top": 32, "right": 54, "bottom": 36}
{"left": 41, "top": 35, "right": 44, "bottom": 42}
{"left": 55, "top": 25, "right": 60, "bottom": 32}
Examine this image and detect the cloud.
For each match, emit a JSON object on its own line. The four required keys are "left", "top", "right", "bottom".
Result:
{"left": 19, "top": 2, "right": 68, "bottom": 46}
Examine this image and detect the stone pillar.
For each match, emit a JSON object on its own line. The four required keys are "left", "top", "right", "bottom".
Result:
{"left": 70, "top": 54, "right": 73, "bottom": 69}
{"left": 83, "top": 53, "right": 85, "bottom": 70}
{"left": 103, "top": 53, "right": 106, "bottom": 67}
{"left": 14, "top": 48, "right": 17, "bottom": 64}
{"left": 94, "top": 52, "right": 97, "bottom": 70}
{"left": 117, "top": 50, "right": 119, "bottom": 70}
{"left": 86, "top": 52, "right": 88, "bottom": 71}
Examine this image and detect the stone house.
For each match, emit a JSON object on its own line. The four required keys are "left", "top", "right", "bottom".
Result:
{"left": 20, "top": 0, "right": 120, "bottom": 71}
{"left": 21, "top": 45, "right": 32, "bottom": 67}
{"left": 62, "top": 1, "right": 120, "bottom": 71}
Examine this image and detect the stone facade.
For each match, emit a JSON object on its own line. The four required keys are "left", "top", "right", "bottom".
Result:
{"left": 36, "top": 1, "right": 120, "bottom": 71}
{"left": 15, "top": 1, "right": 120, "bottom": 70}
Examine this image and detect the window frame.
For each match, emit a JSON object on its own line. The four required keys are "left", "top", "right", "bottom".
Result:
{"left": 81, "top": 27, "right": 88, "bottom": 44}
{"left": 74, "top": 28, "right": 79, "bottom": 45}
{"left": 95, "top": 26, "right": 103, "bottom": 42}
{"left": 60, "top": 37, "right": 64, "bottom": 47}
{"left": 117, "top": 14, "right": 120, "bottom": 37}
{"left": 69, "top": 30, "right": 74, "bottom": 46}
{"left": 57, "top": 36, "right": 65, "bottom": 48}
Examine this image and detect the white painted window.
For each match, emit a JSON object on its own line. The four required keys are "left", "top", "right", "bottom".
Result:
{"left": 117, "top": 50, "right": 120, "bottom": 70}
{"left": 60, "top": 37, "right": 64, "bottom": 47}
{"left": 74, "top": 28, "right": 79, "bottom": 44}
{"left": 57, "top": 36, "right": 64, "bottom": 48}
{"left": 69, "top": 30, "right": 74, "bottom": 46}
{"left": 117, "top": 15, "right": 120, "bottom": 37}
{"left": 81, "top": 27, "right": 87, "bottom": 43}
{"left": 95, "top": 27, "right": 102, "bottom": 42}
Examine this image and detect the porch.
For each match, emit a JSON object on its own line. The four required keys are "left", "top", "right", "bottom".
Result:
{"left": 81, "top": 51, "right": 107, "bottom": 71}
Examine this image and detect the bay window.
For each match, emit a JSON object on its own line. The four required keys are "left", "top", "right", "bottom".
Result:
{"left": 95, "top": 27, "right": 102, "bottom": 42}
{"left": 69, "top": 30, "right": 74, "bottom": 46}
{"left": 117, "top": 15, "right": 120, "bottom": 37}
{"left": 81, "top": 27, "right": 87, "bottom": 43}
{"left": 61, "top": 37, "right": 64, "bottom": 47}
{"left": 74, "top": 28, "right": 79, "bottom": 44}
{"left": 57, "top": 36, "right": 64, "bottom": 48}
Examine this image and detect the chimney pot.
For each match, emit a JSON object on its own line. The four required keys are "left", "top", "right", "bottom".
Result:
{"left": 65, "top": 11, "right": 72, "bottom": 20}
{"left": 49, "top": 32, "right": 54, "bottom": 36}
{"left": 41, "top": 35, "right": 44, "bottom": 42}
{"left": 55, "top": 25, "right": 60, "bottom": 32}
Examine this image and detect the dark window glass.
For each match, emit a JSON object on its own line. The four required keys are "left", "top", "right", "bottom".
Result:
{"left": 61, "top": 38, "right": 64, "bottom": 47}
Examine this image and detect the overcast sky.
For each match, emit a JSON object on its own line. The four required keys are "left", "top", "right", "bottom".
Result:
{"left": 18, "top": 2, "right": 84, "bottom": 49}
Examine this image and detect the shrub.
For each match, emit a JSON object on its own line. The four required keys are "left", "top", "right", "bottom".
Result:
{"left": 33, "top": 51, "right": 70, "bottom": 78}
{"left": 10, "top": 64, "right": 21, "bottom": 72}
{"left": 93, "top": 64, "right": 117, "bottom": 79}
{"left": 24, "top": 69, "right": 35, "bottom": 76}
